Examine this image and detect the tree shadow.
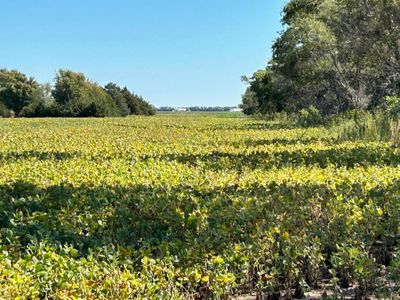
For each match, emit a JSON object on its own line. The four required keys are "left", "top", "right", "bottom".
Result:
{"left": 206, "top": 122, "right": 296, "bottom": 131}
{"left": 1, "top": 179, "right": 398, "bottom": 262}
{"left": 2, "top": 145, "right": 397, "bottom": 171}
{"left": 141, "top": 145, "right": 400, "bottom": 171}
{"left": 112, "top": 123, "right": 150, "bottom": 129}
{"left": 0, "top": 150, "right": 80, "bottom": 161}
{"left": 230, "top": 137, "right": 332, "bottom": 148}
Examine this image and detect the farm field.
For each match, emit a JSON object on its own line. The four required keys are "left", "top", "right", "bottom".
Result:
{"left": 0, "top": 114, "right": 399, "bottom": 299}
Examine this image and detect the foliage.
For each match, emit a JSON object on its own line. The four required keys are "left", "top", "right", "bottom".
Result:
{"left": 0, "top": 114, "right": 399, "bottom": 298}
{"left": 104, "top": 83, "right": 131, "bottom": 116}
{"left": 335, "top": 111, "right": 400, "bottom": 147}
{"left": 115, "top": 85, "right": 155, "bottom": 116}
{"left": 104, "top": 82, "right": 156, "bottom": 116}
{"left": 19, "top": 84, "right": 54, "bottom": 117}
{"left": 0, "top": 102, "right": 14, "bottom": 118}
{"left": 0, "top": 69, "right": 42, "bottom": 116}
{"left": 390, "top": 250, "right": 400, "bottom": 281}
{"left": 0, "top": 68, "right": 155, "bottom": 118}
{"left": 240, "top": 89, "right": 259, "bottom": 115}
{"left": 331, "top": 244, "right": 377, "bottom": 294}
{"left": 52, "top": 70, "right": 121, "bottom": 117}
{"left": 241, "top": 69, "right": 287, "bottom": 115}
{"left": 242, "top": 0, "right": 400, "bottom": 116}
{"left": 296, "top": 105, "right": 324, "bottom": 127}
{"left": 381, "top": 96, "right": 400, "bottom": 117}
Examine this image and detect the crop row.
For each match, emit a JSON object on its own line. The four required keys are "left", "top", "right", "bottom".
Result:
{"left": 0, "top": 116, "right": 399, "bottom": 298}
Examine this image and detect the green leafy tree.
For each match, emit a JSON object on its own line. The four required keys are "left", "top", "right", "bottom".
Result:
{"left": 120, "top": 87, "right": 155, "bottom": 116}
{"left": 241, "top": 69, "right": 288, "bottom": 115}
{"left": 19, "top": 83, "right": 54, "bottom": 117}
{"left": 243, "top": 0, "right": 400, "bottom": 116}
{"left": 104, "top": 83, "right": 131, "bottom": 116}
{"left": 104, "top": 83, "right": 155, "bottom": 116}
{"left": 240, "top": 89, "right": 258, "bottom": 115}
{"left": 52, "top": 70, "right": 120, "bottom": 117}
{"left": 0, "top": 69, "right": 41, "bottom": 115}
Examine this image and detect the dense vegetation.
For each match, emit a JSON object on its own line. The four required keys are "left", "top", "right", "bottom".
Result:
{"left": 0, "top": 114, "right": 399, "bottom": 299}
{"left": 241, "top": 0, "right": 400, "bottom": 117}
{"left": 0, "top": 69, "right": 155, "bottom": 118}
{"left": 1, "top": 1, "right": 399, "bottom": 298}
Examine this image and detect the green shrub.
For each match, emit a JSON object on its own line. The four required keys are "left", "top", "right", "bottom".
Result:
{"left": 297, "top": 105, "right": 324, "bottom": 127}
{"left": 389, "top": 250, "right": 400, "bottom": 281}
{"left": 335, "top": 111, "right": 400, "bottom": 147}
{"left": 382, "top": 96, "right": 400, "bottom": 117}
{"left": 0, "top": 102, "right": 14, "bottom": 118}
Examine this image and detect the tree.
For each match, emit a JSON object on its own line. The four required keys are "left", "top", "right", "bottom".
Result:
{"left": 0, "top": 68, "right": 155, "bottom": 118}
{"left": 0, "top": 69, "right": 41, "bottom": 115}
{"left": 241, "top": 69, "right": 288, "bottom": 115}
{"left": 104, "top": 83, "right": 155, "bottom": 116}
{"left": 243, "top": 0, "right": 400, "bottom": 116}
{"left": 52, "top": 70, "right": 120, "bottom": 117}
{"left": 241, "top": 89, "right": 258, "bottom": 115}
{"left": 19, "top": 83, "right": 54, "bottom": 117}
{"left": 120, "top": 87, "right": 155, "bottom": 116}
{"left": 296, "top": 0, "right": 400, "bottom": 110}
{"left": 104, "top": 83, "right": 131, "bottom": 116}
{"left": 52, "top": 70, "right": 86, "bottom": 106}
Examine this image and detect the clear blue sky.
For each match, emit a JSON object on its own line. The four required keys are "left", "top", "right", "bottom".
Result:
{"left": 0, "top": 0, "right": 286, "bottom": 107}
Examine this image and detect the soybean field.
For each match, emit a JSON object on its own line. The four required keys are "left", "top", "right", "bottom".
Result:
{"left": 0, "top": 114, "right": 399, "bottom": 299}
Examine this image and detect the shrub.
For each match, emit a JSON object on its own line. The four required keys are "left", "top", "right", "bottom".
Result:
{"left": 335, "top": 111, "right": 400, "bottom": 147}
{"left": 382, "top": 96, "right": 400, "bottom": 117}
{"left": 297, "top": 105, "right": 324, "bottom": 127}
{"left": 389, "top": 250, "right": 400, "bottom": 281}
{"left": 0, "top": 102, "right": 13, "bottom": 118}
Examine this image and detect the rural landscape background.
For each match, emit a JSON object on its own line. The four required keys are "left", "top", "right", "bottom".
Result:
{"left": 1, "top": 0, "right": 400, "bottom": 299}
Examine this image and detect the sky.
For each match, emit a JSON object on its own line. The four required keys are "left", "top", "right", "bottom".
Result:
{"left": 0, "top": 0, "right": 287, "bottom": 107}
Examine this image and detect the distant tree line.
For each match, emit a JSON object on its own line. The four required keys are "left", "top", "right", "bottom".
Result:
{"left": 157, "top": 106, "right": 237, "bottom": 112}
{"left": 157, "top": 107, "right": 176, "bottom": 112}
{"left": 0, "top": 69, "right": 155, "bottom": 117}
{"left": 187, "top": 106, "right": 233, "bottom": 112}
{"left": 241, "top": 0, "right": 400, "bottom": 116}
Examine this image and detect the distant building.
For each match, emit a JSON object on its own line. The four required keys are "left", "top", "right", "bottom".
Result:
{"left": 229, "top": 107, "right": 243, "bottom": 112}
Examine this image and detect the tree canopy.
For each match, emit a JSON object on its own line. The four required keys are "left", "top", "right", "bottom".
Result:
{"left": 0, "top": 69, "right": 41, "bottom": 116}
{"left": 242, "top": 0, "right": 400, "bottom": 116}
{"left": 0, "top": 69, "right": 155, "bottom": 117}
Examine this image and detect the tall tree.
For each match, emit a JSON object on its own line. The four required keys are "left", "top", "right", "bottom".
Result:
{"left": 242, "top": 0, "right": 400, "bottom": 115}
{"left": 104, "top": 83, "right": 155, "bottom": 116}
{"left": 0, "top": 69, "right": 41, "bottom": 115}
{"left": 52, "top": 70, "right": 119, "bottom": 117}
{"left": 104, "top": 83, "right": 131, "bottom": 116}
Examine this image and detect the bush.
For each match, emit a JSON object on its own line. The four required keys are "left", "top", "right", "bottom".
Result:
{"left": 0, "top": 102, "right": 14, "bottom": 118}
{"left": 389, "top": 250, "right": 400, "bottom": 281}
{"left": 297, "top": 105, "right": 324, "bottom": 127}
{"left": 335, "top": 111, "right": 400, "bottom": 147}
{"left": 382, "top": 96, "right": 400, "bottom": 117}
